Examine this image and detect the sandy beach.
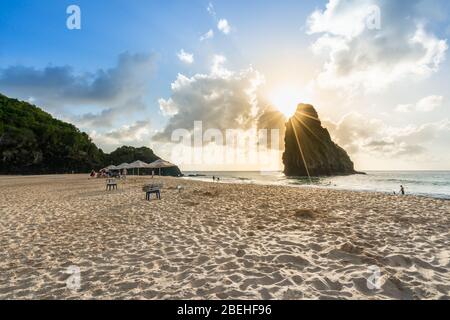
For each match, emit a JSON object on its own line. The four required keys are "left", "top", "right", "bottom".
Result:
{"left": 0, "top": 174, "right": 449, "bottom": 300}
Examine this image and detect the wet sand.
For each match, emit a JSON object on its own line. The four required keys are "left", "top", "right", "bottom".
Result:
{"left": 0, "top": 174, "right": 449, "bottom": 300}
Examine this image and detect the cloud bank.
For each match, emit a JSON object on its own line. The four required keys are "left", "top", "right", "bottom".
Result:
{"left": 90, "top": 120, "right": 153, "bottom": 152}
{"left": 324, "top": 113, "right": 450, "bottom": 159}
{"left": 155, "top": 55, "right": 267, "bottom": 141}
{"left": 0, "top": 52, "right": 156, "bottom": 128}
{"left": 307, "top": 0, "right": 448, "bottom": 92}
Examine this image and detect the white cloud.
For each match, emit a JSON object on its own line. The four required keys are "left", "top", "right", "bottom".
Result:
{"left": 90, "top": 120, "right": 152, "bottom": 152}
{"left": 218, "top": 19, "right": 231, "bottom": 34}
{"left": 177, "top": 49, "right": 194, "bottom": 64}
{"left": 396, "top": 95, "right": 443, "bottom": 112}
{"left": 0, "top": 52, "right": 155, "bottom": 110}
{"left": 200, "top": 29, "right": 214, "bottom": 41}
{"left": 206, "top": 3, "right": 232, "bottom": 35}
{"left": 416, "top": 95, "right": 443, "bottom": 112}
{"left": 324, "top": 112, "right": 450, "bottom": 158}
{"left": 211, "top": 54, "right": 232, "bottom": 77}
{"left": 395, "top": 104, "right": 414, "bottom": 113}
{"left": 73, "top": 98, "right": 147, "bottom": 129}
{"left": 307, "top": 0, "right": 448, "bottom": 92}
{"left": 158, "top": 98, "right": 178, "bottom": 116}
{"left": 155, "top": 55, "right": 266, "bottom": 141}
{"left": 0, "top": 52, "right": 156, "bottom": 129}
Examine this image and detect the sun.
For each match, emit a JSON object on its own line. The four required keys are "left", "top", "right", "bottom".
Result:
{"left": 268, "top": 85, "right": 303, "bottom": 118}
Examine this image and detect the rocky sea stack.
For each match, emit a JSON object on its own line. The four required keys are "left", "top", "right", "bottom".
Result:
{"left": 283, "top": 104, "right": 358, "bottom": 177}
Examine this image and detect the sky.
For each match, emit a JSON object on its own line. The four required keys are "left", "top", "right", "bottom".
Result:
{"left": 0, "top": 0, "right": 449, "bottom": 171}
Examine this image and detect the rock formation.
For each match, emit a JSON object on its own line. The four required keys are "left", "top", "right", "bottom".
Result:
{"left": 283, "top": 103, "right": 357, "bottom": 177}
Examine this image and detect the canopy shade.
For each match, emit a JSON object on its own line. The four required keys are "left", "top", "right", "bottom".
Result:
{"left": 116, "top": 163, "right": 130, "bottom": 169}
{"left": 103, "top": 165, "right": 119, "bottom": 171}
{"left": 127, "top": 160, "right": 151, "bottom": 169}
{"left": 147, "top": 159, "right": 177, "bottom": 169}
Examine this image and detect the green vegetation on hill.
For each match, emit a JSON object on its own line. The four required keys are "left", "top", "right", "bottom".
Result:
{"left": 0, "top": 93, "right": 181, "bottom": 176}
{"left": 105, "top": 146, "right": 182, "bottom": 176}
{"left": 0, "top": 94, "right": 104, "bottom": 174}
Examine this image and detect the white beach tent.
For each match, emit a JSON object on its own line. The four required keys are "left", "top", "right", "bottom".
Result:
{"left": 103, "top": 165, "right": 119, "bottom": 171}
{"left": 147, "top": 159, "right": 177, "bottom": 176}
{"left": 115, "top": 163, "right": 130, "bottom": 175}
{"left": 116, "top": 163, "right": 130, "bottom": 170}
{"left": 127, "top": 160, "right": 151, "bottom": 176}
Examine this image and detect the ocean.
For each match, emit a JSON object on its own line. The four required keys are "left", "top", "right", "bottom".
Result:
{"left": 182, "top": 171, "right": 450, "bottom": 200}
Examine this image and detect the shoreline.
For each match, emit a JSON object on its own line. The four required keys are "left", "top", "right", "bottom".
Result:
{"left": 181, "top": 175, "right": 450, "bottom": 201}
{"left": 1, "top": 172, "right": 449, "bottom": 200}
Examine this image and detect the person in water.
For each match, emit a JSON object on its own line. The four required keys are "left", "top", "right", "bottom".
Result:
{"left": 400, "top": 185, "right": 405, "bottom": 195}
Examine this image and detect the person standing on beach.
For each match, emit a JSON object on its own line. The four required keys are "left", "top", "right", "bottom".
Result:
{"left": 400, "top": 185, "right": 405, "bottom": 195}
{"left": 213, "top": 176, "right": 215, "bottom": 182}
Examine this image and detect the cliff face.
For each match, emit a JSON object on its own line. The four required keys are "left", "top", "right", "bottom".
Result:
{"left": 283, "top": 104, "right": 356, "bottom": 177}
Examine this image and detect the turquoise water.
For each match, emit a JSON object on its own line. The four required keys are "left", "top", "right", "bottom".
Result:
{"left": 183, "top": 171, "right": 450, "bottom": 200}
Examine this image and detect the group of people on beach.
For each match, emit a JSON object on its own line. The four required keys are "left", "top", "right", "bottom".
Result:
{"left": 90, "top": 169, "right": 107, "bottom": 178}
{"left": 212, "top": 176, "right": 220, "bottom": 182}
{"left": 90, "top": 169, "right": 126, "bottom": 179}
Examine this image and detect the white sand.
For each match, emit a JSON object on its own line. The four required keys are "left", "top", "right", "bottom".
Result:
{"left": 0, "top": 174, "right": 449, "bottom": 300}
